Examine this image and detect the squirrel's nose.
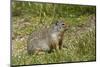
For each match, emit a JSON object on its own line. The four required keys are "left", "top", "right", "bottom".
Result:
{"left": 65, "top": 23, "right": 70, "bottom": 30}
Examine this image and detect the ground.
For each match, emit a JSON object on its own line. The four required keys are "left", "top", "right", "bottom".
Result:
{"left": 12, "top": 14, "right": 96, "bottom": 66}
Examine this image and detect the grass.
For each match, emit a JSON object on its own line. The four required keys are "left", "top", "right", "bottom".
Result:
{"left": 11, "top": 1, "right": 96, "bottom": 66}
{"left": 12, "top": 14, "right": 96, "bottom": 66}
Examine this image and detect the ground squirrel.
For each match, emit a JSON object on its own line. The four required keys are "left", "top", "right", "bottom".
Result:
{"left": 27, "top": 20, "right": 68, "bottom": 54}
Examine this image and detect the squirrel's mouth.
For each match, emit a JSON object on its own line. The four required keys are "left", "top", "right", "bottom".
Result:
{"left": 64, "top": 26, "right": 69, "bottom": 31}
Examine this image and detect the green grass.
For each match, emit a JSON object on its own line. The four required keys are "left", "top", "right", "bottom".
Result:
{"left": 12, "top": 15, "right": 96, "bottom": 66}
{"left": 12, "top": 1, "right": 96, "bottom": 66}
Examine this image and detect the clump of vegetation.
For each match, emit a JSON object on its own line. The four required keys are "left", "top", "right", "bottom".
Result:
{"left": 12, "top": 1, "right": 96, "bottom": 66}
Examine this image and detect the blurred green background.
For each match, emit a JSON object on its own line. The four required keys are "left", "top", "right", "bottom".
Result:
{"left": 12, "top": 1, "right": 96, "bottom": 66}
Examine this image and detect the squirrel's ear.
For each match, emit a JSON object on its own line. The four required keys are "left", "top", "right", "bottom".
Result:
{"left": 55, "top": 20, "right": 59, "bottom": 25}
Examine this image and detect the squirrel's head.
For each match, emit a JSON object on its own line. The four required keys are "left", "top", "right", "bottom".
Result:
{"left": 53, "top": 20, "right": 68, "bottom": 32}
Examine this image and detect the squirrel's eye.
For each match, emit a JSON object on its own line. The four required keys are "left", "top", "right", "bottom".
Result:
{"left": 62, "top": 23, "right": 65, "bottom": 25}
